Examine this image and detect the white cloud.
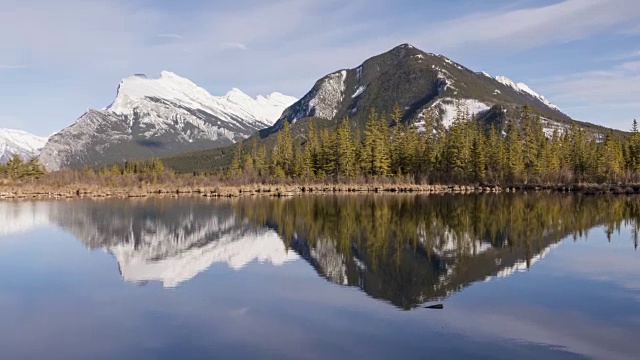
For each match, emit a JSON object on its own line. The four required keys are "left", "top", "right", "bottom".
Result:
{"left": 534, "top": 59, "right": 640, "bottom": 128}
{"left": 542, "top": 60, "right": 640, "bottom": 103}
{"left": 221, "top": 42, "right": 248, "bottom": 51}
{"left": 1, "top": 0, "right": 637, "bottom": 92}
{"left": 418, "top": 0, "right": 640, "bottom": 52}
{"left": 606, "top": 50, "right": 640, "bottom": 61}
{"left": 439, "top": 304, "right": 640, "bottom": 360}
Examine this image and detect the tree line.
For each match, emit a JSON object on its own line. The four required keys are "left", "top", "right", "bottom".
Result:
{"left": 94, "top": 158, "right": 166, "bottom": 177}
{"left": 228, "top": 103, "right": 640, "bottom": 184}
{"left": 0, "top": 155, "right": 45, "bottom": 180}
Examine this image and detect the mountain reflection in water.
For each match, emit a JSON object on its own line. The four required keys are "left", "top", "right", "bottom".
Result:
{"left": 13, "top": 193, "right": 633, "bottom": 310}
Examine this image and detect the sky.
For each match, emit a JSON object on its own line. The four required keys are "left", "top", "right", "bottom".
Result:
{"left": 0, "top": 0, "right": 639, "bottom": 136}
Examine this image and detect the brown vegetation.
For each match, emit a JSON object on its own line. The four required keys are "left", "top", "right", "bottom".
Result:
{"left": 1, "top": 167, "right": 640, "bottom": 200}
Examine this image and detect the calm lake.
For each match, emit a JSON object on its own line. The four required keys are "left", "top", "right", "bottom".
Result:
{"left": 0, "top": 194, "right": 638, "bottom": 360}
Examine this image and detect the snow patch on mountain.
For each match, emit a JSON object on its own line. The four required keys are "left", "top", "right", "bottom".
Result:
{"left": 352, "top": 85, "right": 366, "bottom": 98}
{"left": 541, "top": 118, "right": 569, "bottom": 138}
{"left": 442, "top": 57, "right": 465, "bottom": 70}
{"left": 431, "top": 65, "right": 455, "bottom": 94}
{"left": 254, "top": 92, "right": 299, "bottom": 125}
{"left": 0, "top": 129, "right": 48, "bottom": 163}
{"left": 429, "top": 98, "right": 491, "bottom": 128}
{"left": 108, "top": 71, "right": 295, "bottom": 127}
{"left": 494, "top": 76, "right": 560, "bottom": 111}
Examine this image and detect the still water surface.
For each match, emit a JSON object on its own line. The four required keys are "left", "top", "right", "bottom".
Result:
{"left": 0, "top": 194, "right": 638, "bottom": 360}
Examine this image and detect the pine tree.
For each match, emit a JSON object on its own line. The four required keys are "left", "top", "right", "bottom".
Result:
{"left": 599, "top": 132, "right": 623, "bottom": 182}
{"left": 361, "top": 109, "right": 390, "bottom": 177}
{"left": 486, "top": 126, "right": 504, "bottom": 183}
{"left": 629, "top": 119, "right": 640, "bottom": 173}
{"left": 109, "top": 164, "right": 121, "bottom": 176}
{"left": 421, "top": 108, "right": 438, "bottom": 176}
{"left": 334, "top": 118, "right": 357, "bottom": 179}
{"left": 374, "top": 111, "right": 391, "bottom": 176}
{"left": 150, "top": 158, "right": 165, "bottom": 174}
{"left": 272, "top": 121, "right": 294, "bottom": 177}
{"left": 470, "top": 132, "right": 487, "bottom": 182}
{"left": 505, "top": 118, "right": 524, "bottom": 183}
{"left": 300, "top": 143, "right": 314, "bottom": 181}
{"left": 6, "top": 155, "right": 24, "bottom": 178}
{"left": 521, "top": 109, "right": 543, "bottom": 182}
{"left": 292, "top": 146, "right": 304, "bottom": 179}
{"left": 306, "top": 121, "right": 320, "bottom": 175}
{"left": 318, "top": 128, "right": 335, "bottom": 179}
{"left": 569, "top": 124, "right": 588, "bottom": 182}
{"left": 392, "top": 123, "right": 407, "bottom": 175}
{"left": 254, "top": 145, "right": 268, "bottom": 177}
{"left": 390, "top": 104, "right": 404, "bottom": 175}
{"left": 23, "top": 157, "right": 45, "bottom": 178}
{"left": 361, "top": 109, "right": 379, "bottom": 176}
{"left": 391, "top": 103, "right": 403, "bottom": 127}
{"left": 546, "top": 129, "right": 562, "bottom": 182}
{"left": 228, "top": 140, "right": 244, "bottom": 177}
{"left": 443, "top": 109, "right": 471, "bottom": 179}
{"left": 404, "top": 123, "right": 422, "bottom": 175}
{"left": 243, "top": 154, "right": 255, "bottom": 176}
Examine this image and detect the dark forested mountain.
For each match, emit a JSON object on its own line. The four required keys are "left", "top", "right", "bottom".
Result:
{"left": 264, "top": 43, "right": 608, "bottom": 136}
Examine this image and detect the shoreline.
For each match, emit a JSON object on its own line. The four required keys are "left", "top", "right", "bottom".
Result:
{"left": 2, "top": 183, "right": 640, "bottom": 200}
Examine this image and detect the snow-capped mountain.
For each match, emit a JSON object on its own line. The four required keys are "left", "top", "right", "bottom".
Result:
{"left": 265, "top": 43, "right": 598, "bottom": 138}
{"left": 493, "top": 75, "right": 560, "bottom": 111}
{"left": 39, "top": 71, "right": 296, "bottom": 171}
{"left": 0, "top": 128, "right": 48, "bottom": 164}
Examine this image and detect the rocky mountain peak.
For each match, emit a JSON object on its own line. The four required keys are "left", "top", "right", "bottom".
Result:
{"left": 39, "top": 71, "right": 296, "bottom": 171}
{"left": 266, "top": 43, "right": 571, "bottom": 138}
{"left": 0, "top": 128, "right": 48, "bottom": 163}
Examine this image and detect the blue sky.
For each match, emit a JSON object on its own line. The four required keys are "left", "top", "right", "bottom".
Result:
{"left": 0, "top": 0, "right": 639, "bottom": 135}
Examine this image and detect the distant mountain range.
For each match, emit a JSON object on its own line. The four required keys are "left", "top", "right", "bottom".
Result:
{"left": 1, "top": 43, "right": 621, "bottom": 170}
{"left": 0, "top": 129, "right": 48, "bottom": 164}
{"left": 38, "top": 71, "right": 296, "bottom": 171}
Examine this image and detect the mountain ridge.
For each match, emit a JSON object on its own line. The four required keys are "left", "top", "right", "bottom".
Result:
{"left": 38, "top": 71, "right": 296, "bottom": 171}
{"left": 266, "top": 43, "right": 574, "bottom": 136}
{"left": 0, "top": 128, "right": 48, "bottom": 164}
